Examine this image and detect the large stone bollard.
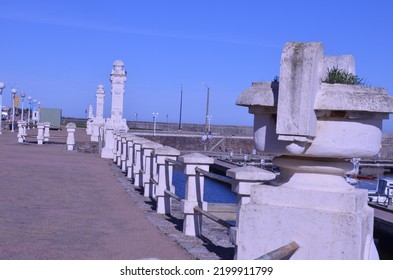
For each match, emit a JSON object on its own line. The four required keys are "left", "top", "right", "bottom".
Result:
{"left": 226, "top": 166, "right": 276, "bottom": 259}
{"left": 154, "top": 146, "right": 181, "bottom": 214}
{"left": 37, "top": 123, "right": 44, "bottom": 145}
{"left": 66, "top": 122, "right": 76, "bottom": 151}
{"left": 235, "top": 41, "right": 392, "bottom": 259}
{"left": 179, "top": 153, "right": 214, "bottom": 237}
{"left": 100, "top": 126, "right": 115, "bottom": 158}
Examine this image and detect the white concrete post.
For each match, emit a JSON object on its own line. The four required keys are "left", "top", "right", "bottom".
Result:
{"left": 178, "top": 153, "right": 214, "bottom": 237}
{"left": 126, "top": 135, "right": 141, "bottom": 179}
{"left": 226, "top": 166, "right": 276, "bottom": 259}
{"left": 43, "top": 122, "right": 50, "bottom": 142}
{"left": 66, "top": 122, "right": 76, "bottom": 151}
{"left": 37, "top": 123, "right": 44, "bottom": 145}
{"left": 154, "top": 146, "right": 181, "bottom": 214}
{"left": 140, "top": 141, "right": 163, "bottom": 197}
{"left": 132, "top": 138, "right": 151, "bottom": 186}
{"left": 114, "top": 133, "right": 122, "bottom": 164}
{"left": 100, "top": 126, "right": 115, "bottom": 158}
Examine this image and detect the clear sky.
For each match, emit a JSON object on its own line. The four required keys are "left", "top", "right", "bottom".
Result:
{"left": 1, "top": 0, "right": 392, "bottom": 130}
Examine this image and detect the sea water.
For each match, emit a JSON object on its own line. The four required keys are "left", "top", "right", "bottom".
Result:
{"left": 172, "top": 166, "right": 237, "bottom": 204}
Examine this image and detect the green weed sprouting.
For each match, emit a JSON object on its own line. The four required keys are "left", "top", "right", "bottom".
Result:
{"left": 322, "top": 66, "right": 366, "bottom": 85}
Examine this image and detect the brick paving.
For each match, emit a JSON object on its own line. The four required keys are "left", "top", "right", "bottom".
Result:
{"left": 0, "top": 128, "right": 194, "bottom": 260}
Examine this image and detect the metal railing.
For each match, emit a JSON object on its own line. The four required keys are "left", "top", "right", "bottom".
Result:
{"left": 195, "top": 167, "right": 233, "bottom": 185}
{"left": 165, "top": 158, "right": 182, "bottom": 166}
{"left": 194, "top": 206, "right": 233, "bottom": 229}
{"left": 164, "top": 189, "right": 181, "bottom": 201}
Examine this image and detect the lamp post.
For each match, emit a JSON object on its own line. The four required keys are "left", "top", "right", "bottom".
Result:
{"left": 11, "top": 88, "right": 17, "bottom": 132}
{"left": 152, "top": 112, "right": 159, "bottom": 136}
{"left": 27, "top": 96, "right": 32, "bottom": 129}
{"left": 178, "top": 84, "right": 183, "bottom": 130}
{"left": 20, "top": 92, "right": 26, "bottom": 121}
{"left": 202, "top": 83, "right": 210, "bottom": 134}
{"left": 0, "top": 82, "right": 5, "bottom": 134}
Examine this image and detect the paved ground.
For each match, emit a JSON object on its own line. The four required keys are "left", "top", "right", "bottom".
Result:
{"left": 0, "top": 128, "right": 195, "bottom": 260}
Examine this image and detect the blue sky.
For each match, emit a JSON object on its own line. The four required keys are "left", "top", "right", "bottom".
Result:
{"left": 1, "top": 0, "right": 393, "bottom": 130}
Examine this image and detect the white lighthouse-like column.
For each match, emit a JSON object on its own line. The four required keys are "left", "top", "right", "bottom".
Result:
{"left": 91, "top": 85, "right": 105, "bottom": 142}
{"left": 101, "top": 60, "right": 129, "bottom": 158}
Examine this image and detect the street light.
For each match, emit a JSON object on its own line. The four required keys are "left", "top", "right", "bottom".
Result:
{"left": 20, "top": 92, "right": 26, "bottom": 121}
{"left": 0, "top": 82, "right": 5, "bottom": 134}
{"left": 178, "top": 84, "right": 183, "bottom": 130}
{"left": 11, "top": 88, "right": 17, "bottom": 132}
{"left": 27, "top": 96, "right": 32, "bottom": 129}
{"left": 202, "top": 83, "right": 210, "bottom": 134}
{"left": 152, "top": 112, "right": 159, "bottom": 136}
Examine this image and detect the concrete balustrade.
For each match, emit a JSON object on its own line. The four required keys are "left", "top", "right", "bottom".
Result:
{"left": 178, "top": 153, "right": 214, "bottom": 237}
{"left": 226, "top": 166, "right": 276, "bottom": 259}
{"left": 153, "top": 146, "right": 181, "bottom": 214}
{"left": 139, "top": 141, "right": 163, "bottom": 197}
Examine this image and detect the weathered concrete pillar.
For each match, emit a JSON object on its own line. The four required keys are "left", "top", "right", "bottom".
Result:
{"left": 154, "top": 146, "right": 181, "bottom": 214}
{"left": 132, "top": 138, "right": 151, "bottom": 185}
{"left": 43, "top": 122, "right": 50, "bottom": 142}
{"left": 66, "top": 122, "right": 76, "bottom": 151}
{"left": 37, "top": 123, "right": 44, "bottom": 145}
{"left": 226, "top": 166, "right": 276, "bottom": 259}
{"left": 140, "top": 141, "right": 163, "bottom": 197}
{"left": 17, "top": 121, "right": 27, "bottom": 143}
{"left": 179, "top": 153, "right": 214, "bottom": 236}
{"left": 236, "top": 41, "right": 389, "bottom": 259}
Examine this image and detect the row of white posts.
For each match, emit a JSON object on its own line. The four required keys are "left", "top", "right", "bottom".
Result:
{"left": 109, "top": 131, "right": 279, "bottom": 259}
{"left": 17, "top": 121, "right": 76, "bottom": 151}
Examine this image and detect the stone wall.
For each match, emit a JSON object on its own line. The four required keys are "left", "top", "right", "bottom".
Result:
{"left": 379, "top": 133, "right": 393, "bottom": 160}
{"left": 140, "top": 134, "right": 256, "bottom": 155}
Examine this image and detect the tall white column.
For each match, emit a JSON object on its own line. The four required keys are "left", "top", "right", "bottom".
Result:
{"left": 101, "top": 60, "right": 129, "bottom": 158}
{"left": 91, "top": 85, "right": 105, "bottom": 142}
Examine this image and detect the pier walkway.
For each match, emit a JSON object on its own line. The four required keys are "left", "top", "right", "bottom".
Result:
{"left": 0, "top": 129, "right": 195, "bottom": 260}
